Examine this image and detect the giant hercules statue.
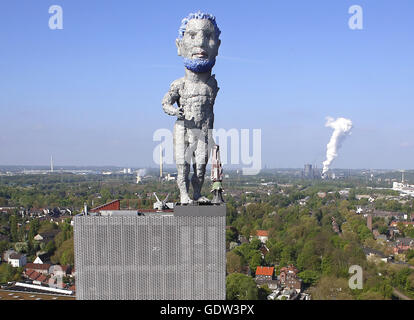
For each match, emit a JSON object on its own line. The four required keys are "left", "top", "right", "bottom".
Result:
{"left": 162, "top": 12, "right": 221, "bottom": 204}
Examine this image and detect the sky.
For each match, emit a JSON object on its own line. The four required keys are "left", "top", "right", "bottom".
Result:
{"left": 0, "top": 0, "right": 413, "bottom": 169}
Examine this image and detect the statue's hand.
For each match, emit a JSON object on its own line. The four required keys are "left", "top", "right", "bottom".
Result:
{"left": 176, "top": 107, "right": 184, "bottom": 119}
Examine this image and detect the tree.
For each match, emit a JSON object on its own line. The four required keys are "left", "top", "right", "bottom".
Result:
{"left": 226, "top": 227, "right": 238, "bottom": 246}
{"left": 38, "top": 221, "right": 57, "bottom": 234}
{"left": 28, "top": 219, "right": 40, "bottom": 244}
{"left": 14, "top": 242, "right": 29, "bottom": 253}
{"left": 0, "top": 240, "right": 10, "bottom": 254}
{"left": 226, "top": 273, "right": 258, "bottom": 300}
{"left": 0, "top": 263, "right": 21, "bottom": 284}
{"left": 248, "top": 252, "right": 262, "bottom": 273}
{"left": 258, "top": 285, "right": 272, "bottom": 300}
{"left": 310, "top": 276, "right": 353, "bottom": 300}
{"left": 9, "top": 215, "right": 18, "bottom": 242}
{"left": 298, "top": 270, "right": 320, "bottom": 286}
{"left": 227, "top": 251, "right": 243, "bottom": 274}
{"left": 51, "top": 238, "right": 74, "bottom": 265}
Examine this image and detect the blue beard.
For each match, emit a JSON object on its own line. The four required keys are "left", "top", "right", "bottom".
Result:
{"left": 183, "top": 57, "right": 216, "bottom": 73}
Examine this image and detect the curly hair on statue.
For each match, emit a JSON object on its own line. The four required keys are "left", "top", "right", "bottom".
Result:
{"left": 178, "top": 11, "right": 221, "bottom": 40}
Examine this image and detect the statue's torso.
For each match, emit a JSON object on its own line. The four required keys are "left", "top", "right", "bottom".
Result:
{"left": 176, "top": 76, "right": 218, "bottom": 128}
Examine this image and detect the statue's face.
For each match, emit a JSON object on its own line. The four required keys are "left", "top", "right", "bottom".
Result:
{"left": 176, "top": 19, "right": 220, "bottom": 63}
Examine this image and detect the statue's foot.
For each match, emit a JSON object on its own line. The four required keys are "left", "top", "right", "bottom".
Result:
{"left": 197, "top": 196, "right": 211, "bottom": 204}
{"left": 180, "top": 194, "right": 194, "bottom": 205}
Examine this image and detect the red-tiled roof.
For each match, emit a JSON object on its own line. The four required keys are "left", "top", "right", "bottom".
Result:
{"left": 280, "top": 264, "right": 299, "bottom": 275}
{"left": 28, "top": 271, "right": 41, "bottom": 281}
{"left": 90, "top": 200, "right": 120, "bottom": 213}
{"left": 256, "top": 230, "right": 269, "bottom": 237}
{"left": 256, "top": 266, "right": 274, "bottom": 276}
{"left": 25, "top": 269, "right": 35, "bottom": 277}
{"left": 25, "top": 263, "right": 51, "bottom": 271}
{"left": 37, "top": 275, "right": 48, "bottom": 283}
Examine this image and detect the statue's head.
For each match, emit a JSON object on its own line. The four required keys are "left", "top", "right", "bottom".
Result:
{"left": 176, "top": 11, "right": 221, "bottom": 73}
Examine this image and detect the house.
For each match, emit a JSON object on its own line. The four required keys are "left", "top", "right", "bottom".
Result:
{"left": 24, "top": 269, "right": 50, "bottom": 285}
{"left": 376, "top": 234, "right": 388, "bottom": 242}
{"left": 393, "top": 238, "right": 414, "bottom": 254}
{"left": 251, "top": 230, "right": 269, "bottom": 243}
{"left": 2, "top": 249, "right": 17, "bottom": 262}
{"left": 363, "top": 247, "right": 388, "bottom": 264}
{"left": 255, "top": 266, "right": 274, "bottom": 281}
{"left": 8, "top": 253, "right": 27, "bottom": 267}
{"left": 387, "top": 227, "right": 400, "bottom": 240}
{"left": 89, "top": 200, "right": 121, "bottom": 213}
{"left": 274, "top": 288, "right": 300, "bottom": 300}
{"left": 33, "top": 252, "right": 51, "bottom": 264}
{"left": 34, "top": 274, "right": 48, "bottom": 285}
{"left": 28, "top": 208, "right": 45, "bottom": 217}
{"left": 279, "top": 265, "right": 302, "bottom": 293}
{"left": 25, "top": 270, "right": 41, "bottom": 281}
{"left": 298, "top": 196, "right": 310, "bottom": 206}
{"left": 238, "top": 235, "right": 249, "bottom": 244}
{"left": 34, "top": 234, "right": 44, "bottom": 241}
{"left": 50, "top": 265, "right": 72, "bottom": 277}
{"left": 34, "top": 231, "right": 58, "bottom": 243}
{"left": 25, "top": 263, "right": 52, "bottom": 275}
{"left": 255, "top": 266, "right": 278, "bottom": 290}
{"left": 390, "top": 221, "right": 414, "bottom": 228}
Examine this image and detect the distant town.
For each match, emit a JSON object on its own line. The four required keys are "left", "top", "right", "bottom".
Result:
{"left": 0, "top": 165, "right": 414, "bottom": 300}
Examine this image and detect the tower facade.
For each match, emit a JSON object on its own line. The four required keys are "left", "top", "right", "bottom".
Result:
{"left": 74, "top": 205, "right": 226, "bottom": 300}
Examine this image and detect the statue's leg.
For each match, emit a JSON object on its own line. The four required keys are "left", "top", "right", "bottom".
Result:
{"left": 174, "top": 120, "right": 192, "bottom": 204}
{"left": 191, "top": 128, "right": 210, "bottom": 201}
{"left": 177, "top": 163, "right": 191, "bottom": 203}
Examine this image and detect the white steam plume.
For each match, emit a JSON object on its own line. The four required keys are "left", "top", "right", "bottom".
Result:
{"left": 322, "top": 117, "right": 353, "bottom": 175}
{"left": 137, "top": 168, "right": 147, "bottom": 177}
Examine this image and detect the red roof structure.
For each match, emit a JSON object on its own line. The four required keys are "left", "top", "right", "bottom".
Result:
{"left": 89, "top": 200, "right": 121, "bottom": 213}
{"left": 255, "top": 266, "right": 274, "bottom": 276}
{"left": 28, "top": 271, "right": 41, "bottom": 281}
{"left": 256, "top": 230, "right": 269, "bottom": 237}
{"left": 36, "top": 274, "right": 48, "bottom": 283}
{"left": 25, "top": 263, "right": 51, "bottom": 272}
{"left": 280, "top": 264, "right": 299, "bottom": 275}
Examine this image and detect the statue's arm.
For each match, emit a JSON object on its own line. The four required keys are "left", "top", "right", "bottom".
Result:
{"left": 208, "top": 75, "right": 220, "bottom": 102}
{"left": 162, "top": 80, "right": 182, "bottom": 117}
